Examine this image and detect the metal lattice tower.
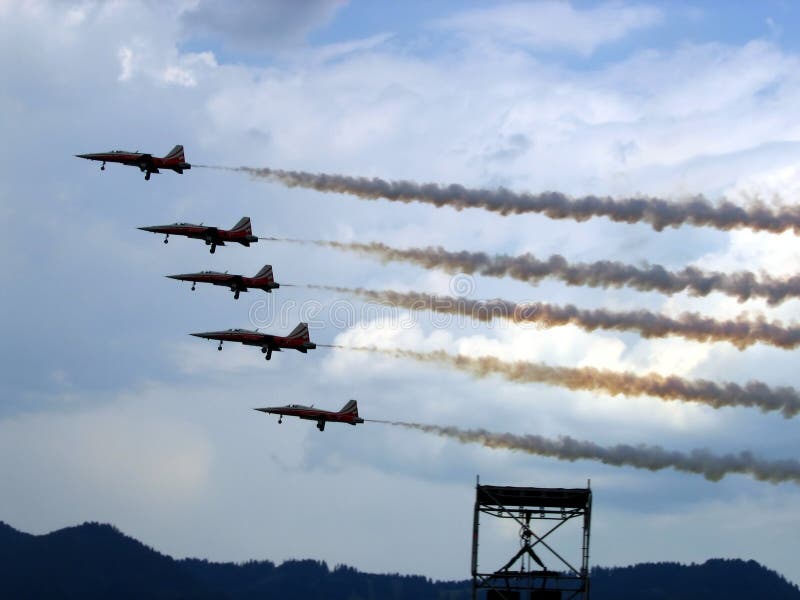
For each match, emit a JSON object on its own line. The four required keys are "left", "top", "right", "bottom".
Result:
{"left": 471, "top": 478, "right": 592, "bottom": 600}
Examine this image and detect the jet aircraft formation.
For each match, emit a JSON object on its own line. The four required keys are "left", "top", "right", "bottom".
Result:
{"left": 76, "top": 145, "right": 362, "bottom": 433}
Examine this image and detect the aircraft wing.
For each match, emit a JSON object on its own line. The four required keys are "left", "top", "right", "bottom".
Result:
{"left": 201, "top": 227, "right": 225, "bottom": 245}
{"left": 240, "top": 333, "right": 276, "bottom": 349}
{"left": 254, "top": 406, "right": 331, "bottom": 430}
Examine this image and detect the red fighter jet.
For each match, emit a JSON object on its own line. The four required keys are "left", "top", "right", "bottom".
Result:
{"left": 255, "top": 400, "right": 364, "bottom": 432}
{"left": 138, "top": 216, "right": 258, "bottom": 254}
{"left": 75, "top": 145, "right": 191, "bottom": 181}
{"left": 167, "top": 264, "right": 279, "bottom": 299}
{"left": 191, "top": 322, "right": 316, "bottom": 361}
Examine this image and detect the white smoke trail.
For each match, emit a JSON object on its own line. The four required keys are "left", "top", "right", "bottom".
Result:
{"left": 219, "top": 165, "right": 800, "bottom": 234}
{"left": 319, "top": 241, "right": 800, "bottom": 306}
{"left": 311, "top": 285, "right": 800, "bottom": 350}
{"left": 380, "top": 421, "right": 800, "bottom": 484}
{"left": 347, "top": 347, "right": 800, "bottom": 418}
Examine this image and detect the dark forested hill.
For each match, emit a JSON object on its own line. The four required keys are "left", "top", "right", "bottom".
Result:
{"left": 591, "top": 559, "right": 800, "bottom": 600}
{"left": 0, "top": 521, "right": 797, "bottom": 600}
{"left": 0, "top": 521, "right": 215, "bottom": 599}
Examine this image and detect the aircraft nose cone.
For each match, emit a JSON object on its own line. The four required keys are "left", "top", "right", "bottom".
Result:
{"left": 138, "top": 226, "right": 155, "bottom": 232}
{"left": 165, "top": 275, "right": 181, "bottom": 280}
{"left": 189, "top": 333, "right": 206, "bottom": 338}
{"left": 254, "top": 408, "right": 269, "bottom": 413}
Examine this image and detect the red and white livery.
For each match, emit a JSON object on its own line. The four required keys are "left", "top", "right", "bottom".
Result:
{"left": 190, "top": 322, "right": 316, "bottom": 361}
{"left": 256, "top": 400, "right": 364, "bottom": 431}
{"left": 139, "top": 217, "right": 258, "bottom": 254}
{"left": 75, "top": 144, "right": 191, "bottom": 181}
{"left": 167, "top": 264, "right": 279, "bottom": 299}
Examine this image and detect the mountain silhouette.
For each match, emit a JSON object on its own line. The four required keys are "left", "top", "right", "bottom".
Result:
{"left": 592, "top": 560, "right": 800, "bottom": 600}
{"left": 0, "top": 521, "right": 797, "bottom": 599}
{"left": 0, "top": 521, "right": 214, "bottom": 599}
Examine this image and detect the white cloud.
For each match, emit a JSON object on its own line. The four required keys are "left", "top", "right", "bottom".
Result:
{"left": 328, "top": 321, "right": 721, "bottom": 434}
{"left": 309, "top": 32, "right": 394, "bottom": 65}
{"left": 3, "top": 0, "right": 800, "bottom": 586}
{"left": 437, "top": 1, "right": 662, "bottom": 56}
{"left": 0, "top": 398, "right": 214, "bottom": 520}
{"left": 180, "top": 0, "right": 347, "bottom": 51}
{"left": 159, "top": 52, "right": 217, "bottom": 87}
{"left": 117, "top": 45, "right": 134, "bottom": 81}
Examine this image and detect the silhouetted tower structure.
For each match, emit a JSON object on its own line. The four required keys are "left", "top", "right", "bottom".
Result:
{"left": 471, "top": 478, "right": 592, "bottom": 600}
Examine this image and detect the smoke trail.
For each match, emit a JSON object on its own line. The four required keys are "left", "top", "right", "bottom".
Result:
{"left": 312, "top": 286, "right": 800, "bottom": 350}
{"left": 349, "top": 347, "right": 800, "bottom": 418}
{"left": 222, "top": 165, "right": 800, "bottom": 234}
{"left": 314, "top": 241, "right": 800, "bottom": 306}
{"left": 378, "top": 421, "right": 800, "bottom": 484}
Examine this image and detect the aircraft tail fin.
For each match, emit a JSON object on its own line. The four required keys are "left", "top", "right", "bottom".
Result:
{"left": 338, "top": 399, "right": 359, "bottom": 417}
{"left": 164, "top": 145, "right": 185, "bottom": 161}
{"left": 287, "top": 322, "right": 310, "bottom": 342}
{"left": 231, "top": 217, "right": 252, "bottom": 235}
{"left": 254, "top": 264, "right": 274, "bottom": 283}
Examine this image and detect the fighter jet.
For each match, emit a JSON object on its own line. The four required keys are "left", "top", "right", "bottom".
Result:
{"left": 75, "top": 145, "right": 191, "bottom": 181}
{"left": 167, "top": 264, "right": 279, "bottom": 299}
{"left": 255, "top": 400, "right": 364, "bottom": 432}
{"left": 138, "top": 217, "right": 258, "bottom": 254}
{"left": 191, "top": 322, "right": 316, "bottom": 360}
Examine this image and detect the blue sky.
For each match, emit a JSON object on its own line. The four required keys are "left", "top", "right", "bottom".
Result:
{"left": 2, "top": 0, "right": 800, "bottom": 585}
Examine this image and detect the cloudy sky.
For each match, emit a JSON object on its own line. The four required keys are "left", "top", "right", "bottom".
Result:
{"left": 2, "top": 0, "right": 800, "bottom": 585}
